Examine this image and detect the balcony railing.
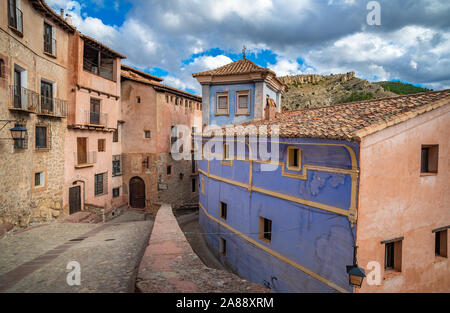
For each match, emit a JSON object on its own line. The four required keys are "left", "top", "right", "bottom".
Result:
{"left": 8, "top": 6, "right": 23, "bottom": 34}
{"left": 85, "top": 110, "right": 108, "bottom": 127}
{"left": 44, "top": 38, "right": 57, "bottom": 56}
{"left": 83, "top": 57, "right": 114, "bottom": 81}
{"left": 9, "top": 85, "right": 39, "bottom": 112}
{"left": 38, "top": 95, "right": 67, "bottom": 117}
{"left": 74, "top": 151, "right": 97, "bottom": 167}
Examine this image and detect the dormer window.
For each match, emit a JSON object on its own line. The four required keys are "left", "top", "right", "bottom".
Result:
{"left": 216, "top": 91, "right": 229, "bottom": 116}
{"left": 236, "top": 90, "right": 250, "bottom": 115}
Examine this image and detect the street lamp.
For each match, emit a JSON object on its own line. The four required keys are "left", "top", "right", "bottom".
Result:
{"left": 10, "top": 123, "right": 27, "bottom": 140}
{"left": 346, "top": 246, "right": 366, "bottom": 288}
{"left": 0, "top": 121, "right": 27, "bottom": 147}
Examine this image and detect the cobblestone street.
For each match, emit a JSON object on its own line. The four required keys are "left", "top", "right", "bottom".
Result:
{"left": 0, "top": 210, "right": 153, "bottom": 293}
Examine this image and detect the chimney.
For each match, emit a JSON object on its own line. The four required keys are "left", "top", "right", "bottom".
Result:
{"left": 65, "top": 14, "right": 73, "bottom": 26}
{"left": 60, "top": 9, "right": 64, "bottom": 17}
{"left": 264, "top": 95, "right": 277, "bottom": 120}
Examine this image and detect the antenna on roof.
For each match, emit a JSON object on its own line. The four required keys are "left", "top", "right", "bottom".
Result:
{"left": 242, "top": 45, "right": 247, "bottom": 59}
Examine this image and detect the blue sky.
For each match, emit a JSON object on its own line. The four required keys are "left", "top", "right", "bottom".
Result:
{"left": 47, "top": 0, "right": 450, "bottom": 94}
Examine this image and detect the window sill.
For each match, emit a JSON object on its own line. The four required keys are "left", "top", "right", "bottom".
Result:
{"left": 43, "top": 51, "right": 57, "bottom": 59}
{"left": 35, "top": 148, "right": 50, "bottom": 152}
{"left": 75, "top": 163, "right": 94, "bottom": 169}
{"left": 383, "top": 270, "right": 402, "bottom": 280}
{"left": 259, "top": 237, "right": 271, "bottom": 245}
{"left": 420, "top": 172, "right": 437, "bottom": 177}
{"left": 434, "top": 256, "right": 447, "bottom": 263}
{"left": 8, "top": 26, "right": 23, "bottom": 38}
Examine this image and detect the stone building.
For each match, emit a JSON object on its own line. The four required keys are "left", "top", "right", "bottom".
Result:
{"left": 121, "top": 65, "right": 202, "bottom": 210}
{"left": 63, "top": 31, "right": 126, "bottom": 217}
{"left": 0, "top": 0, "right": 74, "bottom": 226}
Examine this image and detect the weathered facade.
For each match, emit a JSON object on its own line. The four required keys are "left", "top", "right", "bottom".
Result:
{"left": 121, "top": 65, "right": 202, "bottom": 211}
{"left": 193, "top": 58, "right": 450, "bottom": 293}
{"left": 0, "top": 0, "right": 73, "bottom": 226}
{"left": 63, "top": 31, "right": 126, "bottom": 217}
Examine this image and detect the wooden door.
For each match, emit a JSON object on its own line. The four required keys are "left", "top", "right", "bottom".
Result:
{"left": 129, "top": 177, "right": 145, "bottom": 208}
{"left": 69, "top": 186, "right": 81, "bottom": 215}
{"left": 77, "top": 137, "right": 87, "bottom": 164}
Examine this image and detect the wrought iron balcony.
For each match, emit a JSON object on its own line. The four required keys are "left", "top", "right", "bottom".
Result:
{"left": 74, "top": 151, "right": 97, "bottom": 167}
{"left": 44, "top": 38, "right": 57, "bottom": 56}
{"left": 38, "top": 95, "right": 67, "bottom": 118}
{"left": 85, "top": 110, "right": 108, "bottom": 127}
{"left": 9, "top": 85, "right": 39, "bottom": 112}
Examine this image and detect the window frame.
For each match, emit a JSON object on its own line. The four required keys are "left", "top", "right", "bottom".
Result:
{"left": 434, "top": 228, "right": 448, "bottom": 258}
{"left": 220, "top": 201, "right": 227, "bottom": 220}
{"left": 235, "top": 90, "right": 251, "bottom": 116}
{"left": 382, "top": 238, "right": 403, "bottom": 272}
{"left": 35, "top": 124, "right": 50, "bottom": 150}
{"left": 259, "top": 216, "right": 272, "bottom": 244}
{"left": 112, "top": 187, "right": 120, "bottom": 198}
{"left": 98, "top": 139, "right": 106, "bottom": 152}
{"left": 33, "top": 170, "right": 46, "bottom": 190}
{"left": 112, "top": 155, "right": 122, "bottom": 177}
{"left": 94, "top": 172, "right": 108, "bottom": 196}
{"left": 215, "top": 91, "right": 230, "bottom": 116}
{"left": 421, "top": 144, "right": 438, "bottom": 175}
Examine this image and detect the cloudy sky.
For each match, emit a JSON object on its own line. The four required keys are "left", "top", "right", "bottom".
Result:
{"left": 47, "top": 0, "right": 450, "bottom": 94}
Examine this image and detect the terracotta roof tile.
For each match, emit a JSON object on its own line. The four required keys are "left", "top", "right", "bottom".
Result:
{"left": 230, "top": 89, "right": 450, "bottom": 141}
{"left": 121, "top": 66, "right": 201, "bottom": 101}
{"left": 192, "top": 58, "right": 273, "bottom": 77}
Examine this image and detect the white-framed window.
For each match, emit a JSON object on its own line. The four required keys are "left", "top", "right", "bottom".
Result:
{"left": 34, "top": 171, "right": 45, "bottom": 188}
{"left": 215, "top": 91, "right": 229, "bottom": 115}
{"left": 235, "top": 90, "right": 250, "bottom": 115}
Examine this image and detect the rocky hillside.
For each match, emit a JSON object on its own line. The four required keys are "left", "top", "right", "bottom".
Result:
{"left": 280, "top": 72, "right": 397, "bottom": 110}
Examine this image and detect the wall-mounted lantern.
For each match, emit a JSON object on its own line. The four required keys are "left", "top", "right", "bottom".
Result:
{"left": 0, "top": 121, "right": 27, "bottom": 147}
{"left": 346, "top": 246, "right": 366, "bottom": 288}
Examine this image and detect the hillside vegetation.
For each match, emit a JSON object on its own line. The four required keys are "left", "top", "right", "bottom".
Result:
{"left": 377, "top": 81, "right": 432, "bottom": 95}
{"left": 279, "top": 73, "right": 433, "bottom": 110}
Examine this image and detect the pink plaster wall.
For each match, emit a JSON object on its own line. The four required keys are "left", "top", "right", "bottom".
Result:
{"left": 63, "top": 32, "right": 124, "bottom": 213}
{"left": 356, "top": 104, "right": 450, "bottom": 292}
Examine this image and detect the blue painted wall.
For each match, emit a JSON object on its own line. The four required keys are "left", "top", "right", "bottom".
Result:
{"left": 209, "top": 83, "right": 255, "bottom": 126}
{"left": 198, "top": 137, "right": 359, "bottom": 293}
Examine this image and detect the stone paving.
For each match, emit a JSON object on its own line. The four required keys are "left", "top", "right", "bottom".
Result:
{"left": 0, "top": 210, "right": 153, "bottom": 293}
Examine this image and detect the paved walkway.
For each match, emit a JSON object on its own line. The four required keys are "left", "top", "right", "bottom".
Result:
{"left": 0, "top": 210, "right": 153, "bottom": 293}
{"left": 136, "top": 204, "right": 270, "bottom": 293}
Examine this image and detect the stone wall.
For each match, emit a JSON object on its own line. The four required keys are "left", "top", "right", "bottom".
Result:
{"left": 0, "top": 29, "right": 67, "bottom": 227}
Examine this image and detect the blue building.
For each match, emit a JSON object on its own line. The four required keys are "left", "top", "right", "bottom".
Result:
{"left": 192, "top": 58, "right": 357, "bottom": 293}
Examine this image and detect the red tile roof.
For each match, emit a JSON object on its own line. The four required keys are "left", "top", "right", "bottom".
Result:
{"left": 121, "top": 66, "right": 201, "bottom": 101}
{"left": 231, "top": 89, "right": 450, "bottom": 141}
{"left": 192, "top": 58, "right": 274, "bottom": 77}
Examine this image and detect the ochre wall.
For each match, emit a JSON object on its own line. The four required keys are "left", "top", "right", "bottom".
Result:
{"left": 356, "top": 104, "right": 450, "bottom": 292}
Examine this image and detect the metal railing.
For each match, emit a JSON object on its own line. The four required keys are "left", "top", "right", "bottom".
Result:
{"left": 44, "top": 38, "right": 57, "bottom": 56}
{"left": 9, "top": 85, "right": 39, "bottom": 111}
{"left": 74, "top": 151, "right": 97, "bottom": 166}
{"left": 38, "top": 95, "right": 67, "bottom": 117}
{"left": 85, "top": 110, "right": 108, "bottom": 126}
{"left": 83, "top": 57, "right": 114, "bottom": 81}
{"left": 8, "top": 6, "right": 23, "bottom": 34}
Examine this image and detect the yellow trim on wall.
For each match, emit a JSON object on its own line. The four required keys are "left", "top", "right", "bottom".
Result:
{"left": 198, "top": 202, "right": 349, "bottom": 293}
{"left": 198, "top": 139, "right": 359, "bottom": 222}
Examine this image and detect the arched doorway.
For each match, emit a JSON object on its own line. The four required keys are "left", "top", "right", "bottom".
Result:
{"left": 129, "top": 176, "right": 145, "bottom": 208}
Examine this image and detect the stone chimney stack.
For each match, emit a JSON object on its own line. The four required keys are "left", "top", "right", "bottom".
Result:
{"left": 264, "top": 95, "right": 277, "bottom": 120}
{"left": 60, "top": 9, "right": 64, "bottom": 17}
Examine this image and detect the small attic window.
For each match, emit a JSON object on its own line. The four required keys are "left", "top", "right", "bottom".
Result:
{"left": 287, "top": 146, "right": 301, "bottom": 171}
{"left": 136, "top": 96, "right": 141, "bottom": 103}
